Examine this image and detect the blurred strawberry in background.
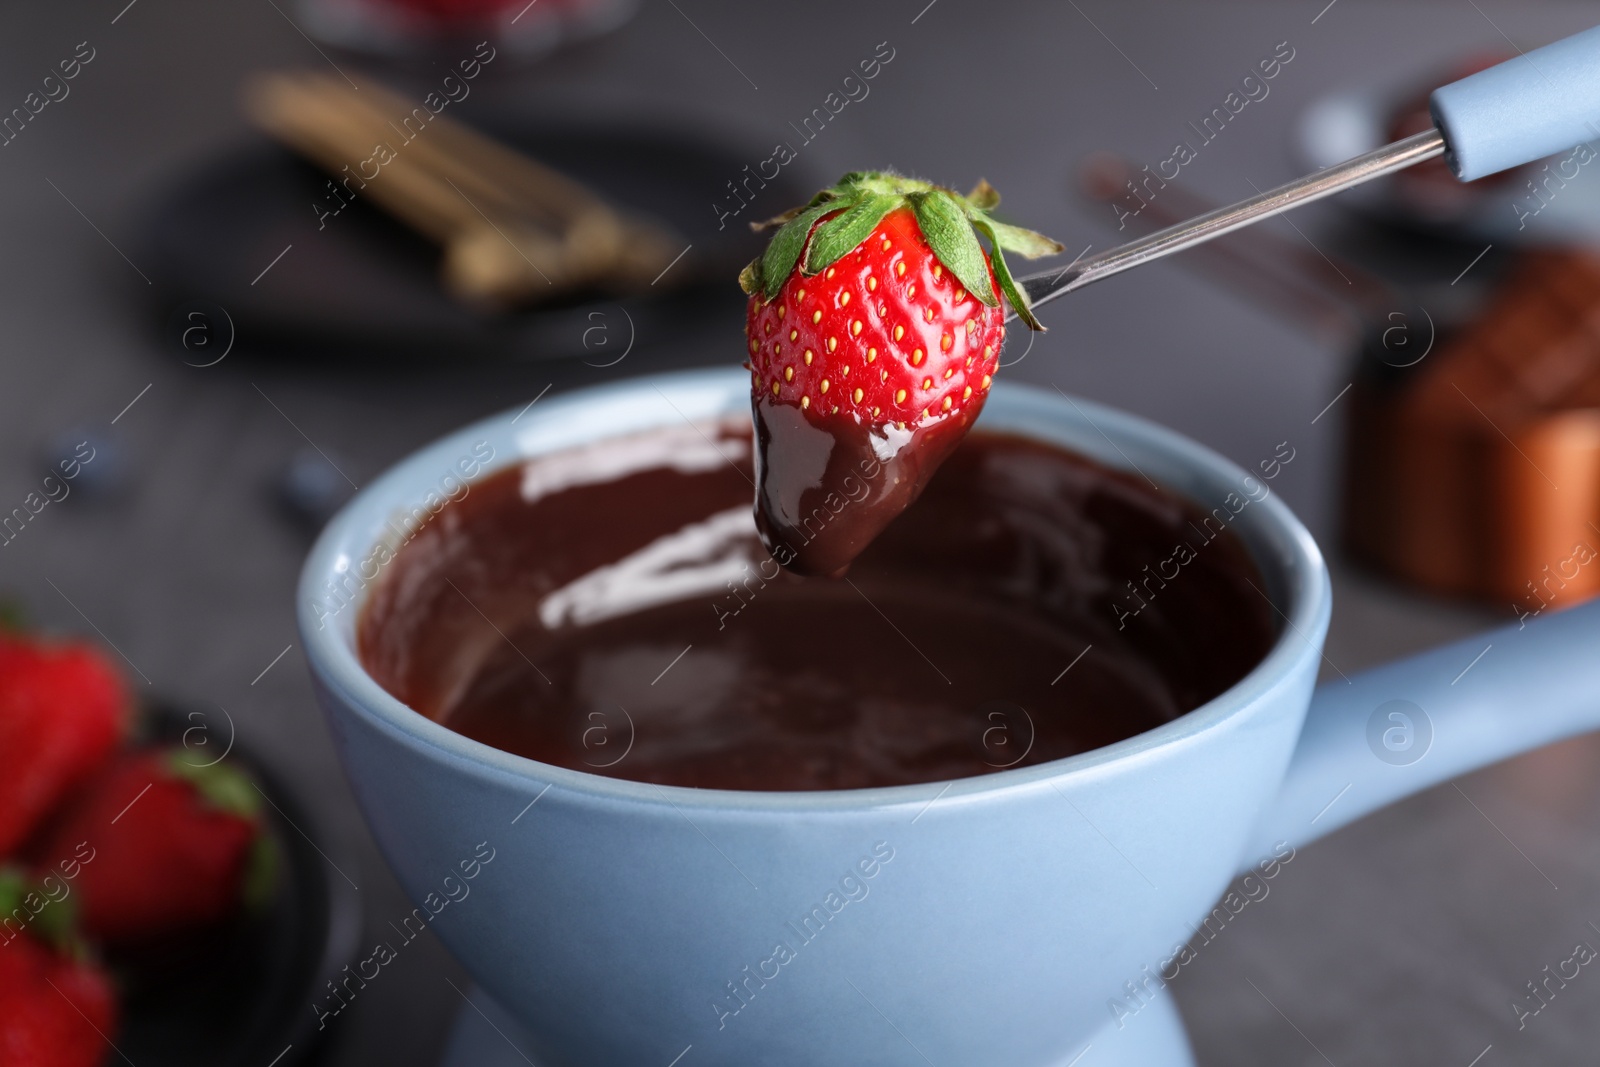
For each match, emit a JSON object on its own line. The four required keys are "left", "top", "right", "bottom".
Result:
{"left": 0, "top": 930, "right": 117, "bottom": 1067}
{"left": 0, "top": 618, "right": 279, "bottom": 1067}
{"left": 0, "top": 635, "right": 127, "bottom": 860}
{"left": 374, "top": 0, "right": 619, "bottom": 22}
{"left": 377, "top": 0, "right": 527, "bottom": 18}
{"left": 33, "top": 751, "right": 271, "bottom": 948}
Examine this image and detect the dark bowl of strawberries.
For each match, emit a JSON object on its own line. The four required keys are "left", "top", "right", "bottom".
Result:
{"left": 0, "top": 626, "right": 360, "bottom": 1067}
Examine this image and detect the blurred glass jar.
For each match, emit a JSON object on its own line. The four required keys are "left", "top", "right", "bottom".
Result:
{"left": 297, "top": 0, "right": 638, "bottom": 62}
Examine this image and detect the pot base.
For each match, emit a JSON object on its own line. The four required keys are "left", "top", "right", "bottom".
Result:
{"left": 438, "top": 984, "right": 1197, "bottom": 1067}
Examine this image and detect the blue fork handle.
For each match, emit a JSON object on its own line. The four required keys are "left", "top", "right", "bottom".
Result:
{"left": 1432, "top": 24, "right": 1600, "bottom": 180}
{"left": 1246, "top": 597, "right": 1600, "bottom": 861}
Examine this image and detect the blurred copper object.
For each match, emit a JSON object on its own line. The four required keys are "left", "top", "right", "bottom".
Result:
{"left": 1344, "top": 250, "right": 1600, "bottom": 617}
{"left": 245, "top": 72, "right": 681, "bottom": 308}
{"left": 1077, "top": 157, "right": 1599, "bottom": 615}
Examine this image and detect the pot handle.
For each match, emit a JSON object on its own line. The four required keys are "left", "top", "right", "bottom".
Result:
{"left": 1243, "top": 597, "right": 1600, "bottom": 862}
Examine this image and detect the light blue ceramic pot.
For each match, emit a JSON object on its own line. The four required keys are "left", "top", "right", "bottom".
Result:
{"left": 299, "top": 367, "right": 1600, "bottom": 1067}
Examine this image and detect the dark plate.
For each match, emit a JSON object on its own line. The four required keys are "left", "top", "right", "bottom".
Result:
{"left": 136, "top": 122, "right": 815, "bottom": 363}
{"left": 107, "top": 702, "right": 362, "bottom": 1067}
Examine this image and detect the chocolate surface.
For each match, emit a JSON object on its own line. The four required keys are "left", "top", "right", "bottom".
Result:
{"left": 359, "top": 421, "right": 1277, "bottom": 791}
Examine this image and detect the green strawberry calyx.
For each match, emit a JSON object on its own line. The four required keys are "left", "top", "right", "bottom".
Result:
{"left": 161, "top": 751, "right": 281, "bottom": 912}
{"left": 738, "top": 170, "right": 1064, "bottom": 330}
{"left": 0, "top": 866, "right": 80, "bottom": 950}
{"left": 164, "top": 749, "right": 262, "bottom": 820}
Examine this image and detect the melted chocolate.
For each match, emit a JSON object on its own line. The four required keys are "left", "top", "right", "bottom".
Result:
{"left": 359, "top": 421, "right": 1276, "bottom": 792}
{"left": 752, "top": 395, "right": 976, "bottom": 577}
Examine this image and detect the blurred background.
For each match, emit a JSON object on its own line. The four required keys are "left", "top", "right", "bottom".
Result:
{"left": 2, "top": 0, "right": 1600, "bottom": 1063}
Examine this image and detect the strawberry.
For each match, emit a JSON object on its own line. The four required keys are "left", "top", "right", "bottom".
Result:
{"left": 0, "top": 635, "right": 127, "bottom": 859}
{"left": 739, "top": 172, "right": 1061, "bottom": 576}
{"left": 0, "top": 931, "right": 117, "bottom": 1067}
{"left": 33, "top": 750, "right": 273, "bottom": 947}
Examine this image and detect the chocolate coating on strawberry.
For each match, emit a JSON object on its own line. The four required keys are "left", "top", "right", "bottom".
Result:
{"left": 739, "top": 172, "right": 1061, "bottom": 576}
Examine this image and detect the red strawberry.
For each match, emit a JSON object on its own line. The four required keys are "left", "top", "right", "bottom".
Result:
{"left": 0, "top": 636, "right": 127, "bottom": 858}
{"left": 0, "top": 932, "right": 117, "bottom": 1067}
{"left": 383, "top": 0, "right": 523, "bottom": 19}
{"left": 739, "top": 172, "right": 1061, "bottom": 576}
{"left": 33, "top": 750, "right": 272, "bottom": 947}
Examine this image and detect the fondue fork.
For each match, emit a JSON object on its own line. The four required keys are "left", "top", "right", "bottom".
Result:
{"left": 1011, "top": 25, "right": 1600, "bottom": 320}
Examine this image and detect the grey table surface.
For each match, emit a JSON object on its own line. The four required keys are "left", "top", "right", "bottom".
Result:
{"left": 1, "top": 0, "right": 1597, "bottom": 1063}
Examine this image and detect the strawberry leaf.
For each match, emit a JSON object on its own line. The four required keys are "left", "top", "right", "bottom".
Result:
{"left": 761, "top": 202, "right": 841, "bottom": 301}
{"left": 748, "top": 209, "right": 800, "bottom": 233}
{"left": 745, "top": 172, "right": 1063, "bottom": 319}
{"left": 912, "top": 191, "right": 998, "bottom": 308}
{"left": 803, "top": 194, "right": 900, "bottom": 275}
{"left": 971, "top": 217, "right": 1043, "bottom": 330}
{"left": 165, "top": 750, "right": 261, "bottom": 820}
{"left": 750, "top": 188, "right": 846, "bottom": 233}
{"left": 0, "top": 866, "right": 78, "bottom": 950}
{"left": 31, "top": 890, "right": 77, "bottom": 948}
{"left": 243, "top": 834, "right": 280, "bottom": 911}
{"left": 985, "top": 219, "right": 1064, "bottom": 259}
{"left": 965, "top": 179, "right": 1001, "bottom": 211}
{"left": 0, "top": 868, "right": 26, "bottom": 921}
{"left": 738, "top": 256, "right": 763, "bottom": 295}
